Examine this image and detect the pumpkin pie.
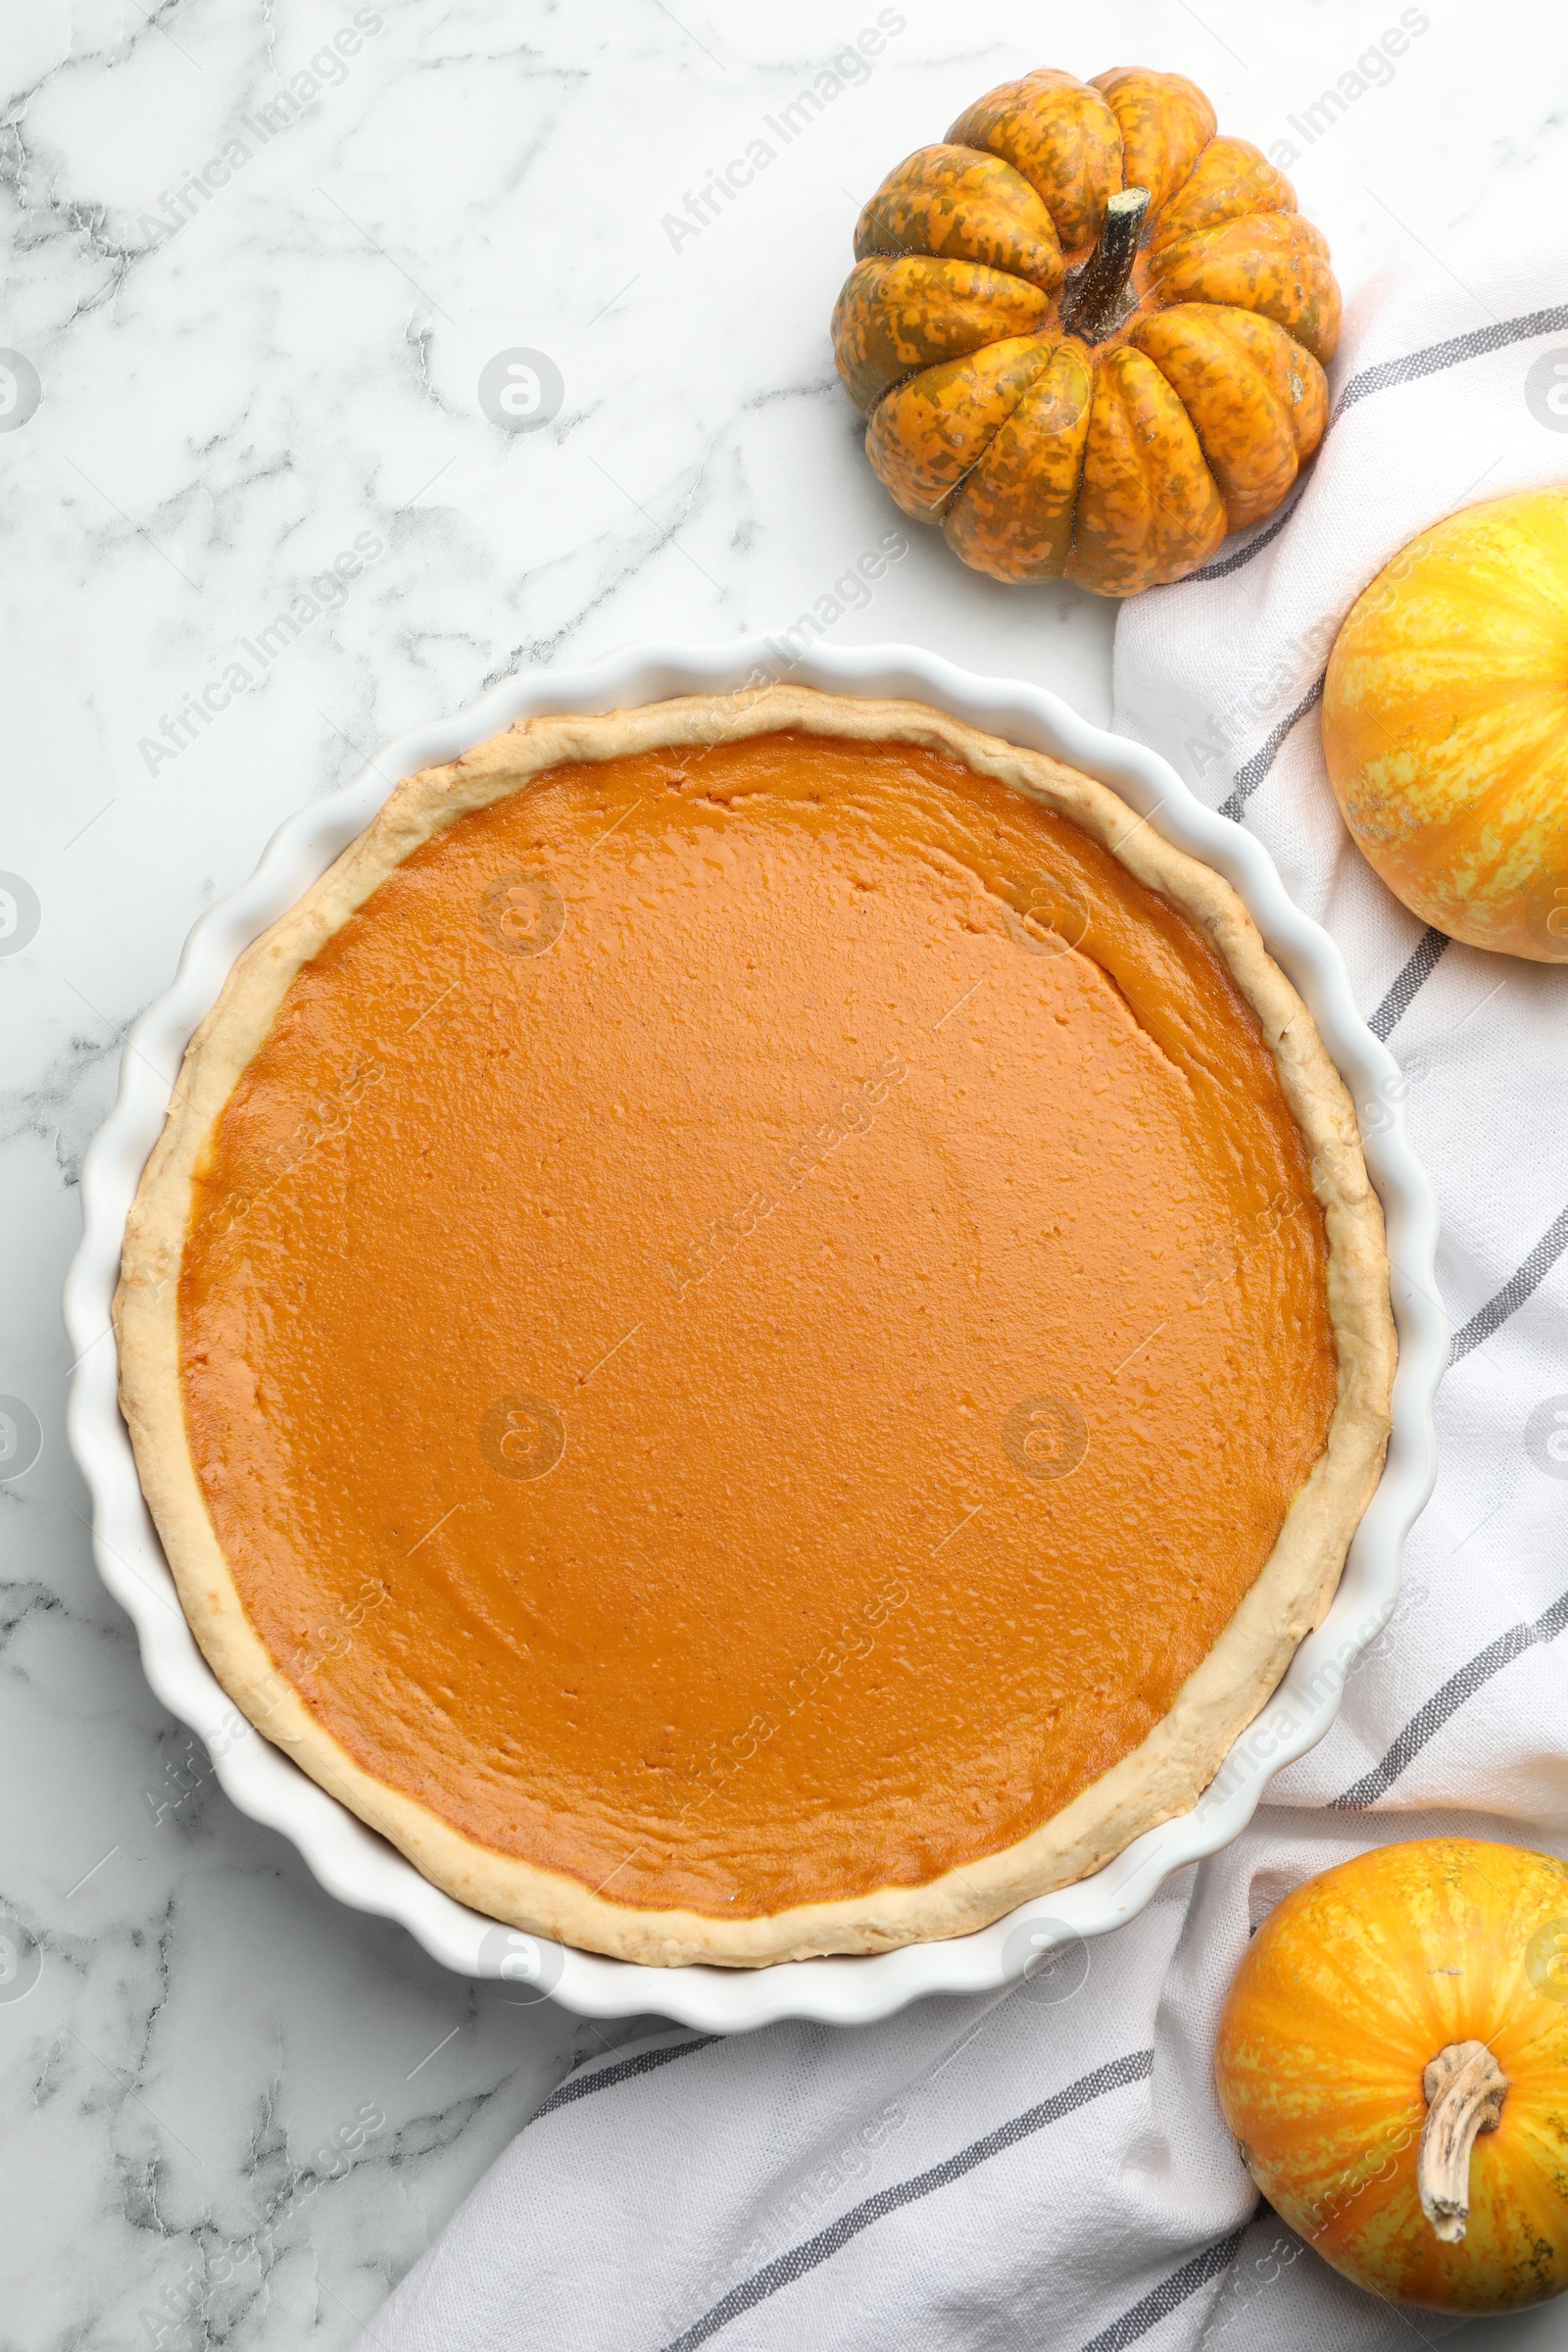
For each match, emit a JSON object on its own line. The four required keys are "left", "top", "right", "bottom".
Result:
{"left": 116, "top": 687, "right": 1396, "bottom": 1966}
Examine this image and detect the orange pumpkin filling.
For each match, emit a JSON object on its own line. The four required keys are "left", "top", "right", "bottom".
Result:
{"left": 179, "top": 731, "right": 1335, "bottom": 1917}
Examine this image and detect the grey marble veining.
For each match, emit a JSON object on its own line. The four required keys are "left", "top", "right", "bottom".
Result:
{"left": 1, "top": 1, "right": 1562, "bottom": 2344}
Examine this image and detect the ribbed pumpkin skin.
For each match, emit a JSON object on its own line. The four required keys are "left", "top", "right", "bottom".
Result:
{"left": 1322, "top": 490, "right": 1568, "bottom": 961}
{"left": 832, "top": 66, "right": 1339, "bottom": 595}
{"left": 1215, "top": 1840, "right": 1568, "bottom": 2316}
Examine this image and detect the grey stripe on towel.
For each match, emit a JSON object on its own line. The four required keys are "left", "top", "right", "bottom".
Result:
{"left": 1367, "top": 928, "right": 1449, "bottom": 1042}
{"left": 1217, "top": 677, "right": 1324, "bottom": 822}
{"left": 660, "top": 2047, "right": 1154, "bottom": 2352}
{"left": 1449, "top": 1201, "right": 1568, "bottom": 1364}
{"left": 1333, "top": 1582, "right": 1568, "bottom": 1808}
{"left": 533, "top": 2035, "right": 721, "bottom": 2122}
{"left": 1080, "top": 2229, "right": 1246, "bottom": 2352}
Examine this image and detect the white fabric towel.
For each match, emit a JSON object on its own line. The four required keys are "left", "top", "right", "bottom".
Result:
{"left": 359, "top": 236, "right": 1568, "bottom": 2352}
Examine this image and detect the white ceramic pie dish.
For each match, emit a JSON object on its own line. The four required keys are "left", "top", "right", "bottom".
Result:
{"left": 65, "top": 638, "right": 1445, "bottom": 2033}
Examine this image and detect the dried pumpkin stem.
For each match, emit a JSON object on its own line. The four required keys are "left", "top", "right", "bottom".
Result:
{"left": 1417, "top": 2039, "right": 1509, "bottom": 2243}
{"left": 1060, "top": 186, "right": 1150, "bottom": 343}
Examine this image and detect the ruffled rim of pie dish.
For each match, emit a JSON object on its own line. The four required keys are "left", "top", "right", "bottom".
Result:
{"left": 115, "top": 686, "right": 1396, "bottom": 1968}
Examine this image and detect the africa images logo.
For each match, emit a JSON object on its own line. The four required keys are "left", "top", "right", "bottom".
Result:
{"left": 0, "top": 352, "right": 42, "bottom": 433}
{"left": 477, "top": 350, "right": 565, "bottom": 433}
{"left": 479, "top": 1396, "right": 566, "bottom": 1483}
{"left": 0, "top": 1396, "right": 43, "bottom": 1483}
{"left": 1525, "top": 350, "right": 1568, "bottom": 433}
{"left": 481, "top": 872, "right": 565, "bottom": 957}
{"left": 138, "top": 532, "right": 385, "bottom": 776}
{"left": 1002, "top": 1396, "right": 1090, "bottom": 1482}
{"left": 661, "top": 12, "right": 906, "bottom": 253}
{"left": 0, "top": 1918, "right": 42, "bottom": 2004}
{"left": 477, "top": 1924, "right": 565, "bottom": 2003}
{"left": 0, "top": 876, "right": 42, "bottom": 958}
{"left": 1526, "top": 1395, "right": 1568, "bottom": 1480}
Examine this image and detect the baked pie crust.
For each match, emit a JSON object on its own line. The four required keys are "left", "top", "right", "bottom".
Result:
{"left": 116, "top": 687, "right": 1395, "bottom": 1966}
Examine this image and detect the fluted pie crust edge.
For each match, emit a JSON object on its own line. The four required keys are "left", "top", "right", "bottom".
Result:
{"left": 115, "top": 686, "right": 1396, "bottom": 1967}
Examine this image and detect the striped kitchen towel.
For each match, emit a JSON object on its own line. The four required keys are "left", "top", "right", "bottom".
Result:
{"left": 358, "top": 236, "right": 1568, "bottom": 2352}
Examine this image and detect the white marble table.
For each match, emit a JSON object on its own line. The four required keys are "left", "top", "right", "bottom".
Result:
{"left": 1, "top": 2, "right": 1559, "bottom": 2343}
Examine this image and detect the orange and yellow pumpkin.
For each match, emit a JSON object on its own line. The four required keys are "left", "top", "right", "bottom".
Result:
{"left": 1216, "top": 1839, "right": 1568, "bottom": 2315}
{"left": 832, "top": 67, "right": 1341, "bottom": 595}
{"left": 1322, "top": 489, "right": 1568, "bottom": 961}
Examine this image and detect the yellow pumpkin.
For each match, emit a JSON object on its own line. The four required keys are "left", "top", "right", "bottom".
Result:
{"left": 1215, "top": 1838, "right": 1568, "bottom": 2315}
{"left": 831, "top": 66, "right": 1341, "bottom": 595}
{"left": 1322, "top": 488, "right": 1568, "bottom": 961}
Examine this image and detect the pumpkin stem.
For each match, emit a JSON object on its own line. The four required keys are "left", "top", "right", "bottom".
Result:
{"left": 1060, "top": 187, "right": 1150, "bottom": 342}
{"left": 1417, "top": 2039, "right": 1509, "bottom": 2243}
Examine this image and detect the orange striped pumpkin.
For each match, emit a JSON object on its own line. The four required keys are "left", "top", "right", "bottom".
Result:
{"left": 1216, "top": 1840, "right": 1568, "bottom": 2315}
{"left": 1322, "top": 490, "right": 1568, "bottom": 960}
